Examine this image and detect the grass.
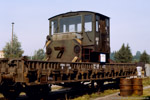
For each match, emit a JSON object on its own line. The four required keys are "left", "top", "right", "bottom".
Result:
{"left": 142, "top": 77, "right": 150, "bottom": 86}
{"left": 0, "top": 78, "right": 149, "bottom": 99}
{"left": 120, "top": 88, "right": 150, "bottom": 100}
{"left": 97, "top": 89, "right": 119, "bottom": 97}
{"left": 74, "top": 77, "right": 150, "bottom": 100}
{"left": 142, "top": 88, "right": 150, "bottom": 99}
{"left": 73, "top": 89, "right": 119, "bottom": 100}
{"left": 73, "top": 94, "right": 90, "bottom": 100}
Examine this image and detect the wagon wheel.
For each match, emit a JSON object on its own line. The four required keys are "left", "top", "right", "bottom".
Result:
{"left": 114, "top": 78, "right": 120, "bottom": 89}
{"left": 40, "top": 85, "right": 50, "bottom": 97}
{"left": 26, "top": 85, "right": 50, "bottom": 99}
{"left": 96, "top": 81, "right": 104, "bottom": 92}
{"left": 2, "top": 88, "right": 21, "bottom": 100}
{"left": 1, "top": 83, "right": 21, "bottom": 100}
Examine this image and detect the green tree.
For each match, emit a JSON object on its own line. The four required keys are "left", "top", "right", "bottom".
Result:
{"left": 139, "top": 51, "right": 149, "bottom": 63}
{"left": 133, "top": 51, "right": 141, "bottom": 62}
{"left": 110, "top": 51, "right": 115, "bottom": 61}
{"left": 114, "top": 43, "right": 133, "bottom": 63}
{"left": 125, "top": 44, "right": 133, "bottom": 62}
{"left": 114, "top": 44, "right": 126, "bottom": 63}
{"left": 32, "top": 49, "right": 45, "bottom": 60}
{"left": 3, "top": 34, "right": 24, "bottom": 58}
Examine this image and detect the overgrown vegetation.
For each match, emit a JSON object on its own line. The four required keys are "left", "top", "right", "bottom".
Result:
{"left": 114, "top": 43, "right": 132, "bottom": 63}
{"left": 32, "top": 49, "right": 45, "bottom": 60}
{"left": 143, "top": 77, "right": 150, "bottom": 86}
{"left": 142, "top": 88, "right": 150, "bottom": 99}
{"left": 111, "top": 43, "right": 150, "bottom": 63}
{"left": 133, "top": 51, "right": 141, "bottom": 62}
{"left": 73, "top": 89, "right": 119, "bottom": 100}
{"left": 73, "top": 78, "right": 150, "bottom": 100}
{"left": 140, "top": 51, "right": 150, "bottom": 63}
{"left": 26, "top": 49, "right": 46, "bottom": 60}
{"left": 121, "top": 88, "right": 150, "bottom": 100}
{"left": 3, "top": 34, "right": 24, "bottom": 58}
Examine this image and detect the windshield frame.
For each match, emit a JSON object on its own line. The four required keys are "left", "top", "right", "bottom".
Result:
{"left": 49, "top": 13, "right": 95, "bottom": 35}
{"left": 59, "top": 15, "right": 82, "bottom": 33}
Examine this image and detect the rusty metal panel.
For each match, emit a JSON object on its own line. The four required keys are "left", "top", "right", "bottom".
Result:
{"left": 0, "top": 58, "right": 136, "bottom": 85}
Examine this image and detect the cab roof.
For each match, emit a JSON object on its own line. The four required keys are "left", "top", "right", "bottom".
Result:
{"left": 48, "top": 11, "right": 109, "bottom": 20}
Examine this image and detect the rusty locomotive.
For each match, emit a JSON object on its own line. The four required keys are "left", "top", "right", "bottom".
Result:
{"left": 46, "top": 11, "right": 110, "bottom": 63}
{"left": 0, "top": 11, "right": 136, "bottom": 99}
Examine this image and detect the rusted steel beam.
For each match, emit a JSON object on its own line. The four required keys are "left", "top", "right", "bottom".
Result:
{"left": 0, "top": 58, "right": 136, "bottom": 85}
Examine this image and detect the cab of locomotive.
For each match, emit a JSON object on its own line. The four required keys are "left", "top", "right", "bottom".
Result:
{"left": 46, "top": 11, "right": 110, "bottom": 63}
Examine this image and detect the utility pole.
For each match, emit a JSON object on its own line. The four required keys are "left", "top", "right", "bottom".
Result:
{"left": 11, "top": 22, "right": 14, "bottom": 54}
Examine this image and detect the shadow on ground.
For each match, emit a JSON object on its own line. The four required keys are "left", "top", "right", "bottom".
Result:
{"left": 1, "top": 82, "right": 119, "bottom": 100}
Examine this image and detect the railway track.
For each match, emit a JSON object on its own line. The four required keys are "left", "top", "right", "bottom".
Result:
{"left": 0, "top": 82, "right": 120, "bottom": 100}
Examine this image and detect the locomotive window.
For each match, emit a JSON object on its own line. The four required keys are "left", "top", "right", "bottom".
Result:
{"left": 84, "top": 15, "right": 92, "bottom": 32}
{"left": 60, "top": 16, "right": 82, "bottom": 33}
{"left": 63, "top": 24, "right": 66, "bottom": 32}
{"left": 69, "top": 24, "right": 75, "bottom": 32}
{"left": 96, "top": 21, "right": 98, "bottom": 32}
{"left": 106, "top": 19, "right": 109, "bottom": 27}
{"left": 77, "top": 23, "right": 81, "bottom": 32}
{"left": 96, "top": 15, "right": 100, "bottom": 32}
{"left": 105, "top": 19, "right": 109, "bottom": 34}
{"left": 51, "top": 20, "right": 58, "bottom": 34}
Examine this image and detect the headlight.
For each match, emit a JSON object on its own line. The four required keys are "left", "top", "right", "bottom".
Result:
{"left": 74, "top": 45, "right": 80, "bottom": 54}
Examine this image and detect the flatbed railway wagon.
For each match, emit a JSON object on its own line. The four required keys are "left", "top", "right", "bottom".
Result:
{"left": 0, "top": 11, "right": 136, "bottom": 99}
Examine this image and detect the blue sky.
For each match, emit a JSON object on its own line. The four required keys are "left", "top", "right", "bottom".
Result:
{"left": 0, "top": 0, "right": 150, "bottom": 56}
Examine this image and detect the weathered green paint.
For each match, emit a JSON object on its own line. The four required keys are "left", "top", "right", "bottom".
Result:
{"left": 47, "top": 11, "right": 110, "bottom": 62}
